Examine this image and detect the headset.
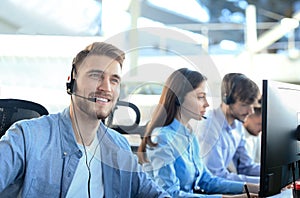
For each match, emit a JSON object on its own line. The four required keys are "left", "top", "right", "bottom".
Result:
{"left": 222, "top": 74, "right": 247, "bottom": 105}
{"left": 66, "top": 49, "right": 91, "bottom": 96}
{"left": 66, "top": 64, "right": 97, "bottom": 102}
{"left": 66, "top": 64, "right": 76, "bottom": 95}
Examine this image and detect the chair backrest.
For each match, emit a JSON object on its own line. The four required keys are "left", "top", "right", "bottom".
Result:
{"left": 0, "top": 99, "right": 49, "bottom": 138}
{"left": 106, "top": 100, "right": 145, "bottom": 153}
{"left": 106, "top": 100, "right": 142, "bottom": 134}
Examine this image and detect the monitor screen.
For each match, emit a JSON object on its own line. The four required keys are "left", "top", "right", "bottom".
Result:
{"left": 259, "top": 80, "right": 300, "bottom": 197}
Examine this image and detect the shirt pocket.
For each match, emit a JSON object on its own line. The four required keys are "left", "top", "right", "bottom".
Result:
{"left": 25, "top": 178, "right": 60, "bottom": 198}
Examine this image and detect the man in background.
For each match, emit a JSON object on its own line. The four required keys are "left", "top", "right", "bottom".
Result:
{"left": 198, "top": 73, "right": 260, "bottom": 184}
{"left": 244, "top": 99, "right": 262, "bottom": 163}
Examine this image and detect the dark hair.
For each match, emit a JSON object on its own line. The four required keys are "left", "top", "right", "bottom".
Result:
{"left": 137, "top": 68, "right": 207, "bottom": 163}
{"left": 221, "top": 73, "right": 259, "bottom": 105}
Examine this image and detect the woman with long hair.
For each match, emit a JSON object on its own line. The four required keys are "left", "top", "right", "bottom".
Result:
{"left": 138, "top": 68, "right": 258, "bottom": 198}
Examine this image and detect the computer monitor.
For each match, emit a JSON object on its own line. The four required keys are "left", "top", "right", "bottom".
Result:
{"left": 259, "top": 80, "right": 300, "bottom": 197}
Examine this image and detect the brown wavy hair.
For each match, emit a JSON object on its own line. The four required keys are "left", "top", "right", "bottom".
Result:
{"left": 71, "top": 42, "right": 125, "bottom": 76}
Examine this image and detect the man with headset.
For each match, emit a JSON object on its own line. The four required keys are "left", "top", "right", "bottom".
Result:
{"left": 197, "top": 73, "right": 260, "bottom": 184}
{"left": 0, "top": 42, "right": 169, "bottom": 197}
{"left": 244, "top": 98, "right": 262, "bottom": 163}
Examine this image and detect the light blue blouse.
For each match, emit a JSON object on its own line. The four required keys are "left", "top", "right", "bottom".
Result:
{"left": 144, "top": 119, "right": 244, "bottom": 198}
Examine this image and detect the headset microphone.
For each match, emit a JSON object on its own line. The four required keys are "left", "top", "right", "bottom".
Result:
{"left": 66, "top": 85, "right": 97, "bottom": 103}
{"left": 66, "top": 72, "right": 97, "bottom": 103}
{"left": 67, "top": 87, "right": 99, "bottom": 103}
{"left": 181, "top": 105, "right": 207, "bottom": 119}
{"left": 71, "top": 93, "right": 97, "bottom": 103}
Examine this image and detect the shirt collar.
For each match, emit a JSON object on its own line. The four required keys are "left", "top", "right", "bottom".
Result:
{"left": 59, "top": 107, "right": 81, "bottom": 156}
{"left": 169, "top": 118, "right": 192, "bottom": 137}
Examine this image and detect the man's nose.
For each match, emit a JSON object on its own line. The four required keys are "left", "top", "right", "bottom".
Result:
{"left": 97, "top": 76, "right": 111, "bottom": 91}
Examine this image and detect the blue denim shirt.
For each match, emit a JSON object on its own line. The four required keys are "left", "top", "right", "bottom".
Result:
{"left": 144, "top": 119, "right": 244, "bottom": 198}
{"left": 0, "top": 107, "right": 169, "bottom": 198}
{"left": 198, "top": 107, "right": 260, "bottom": 183}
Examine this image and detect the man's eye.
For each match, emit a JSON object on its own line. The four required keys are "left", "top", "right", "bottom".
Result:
{"left": 111, "top": 78, "right": 120, "bottom": 84}
{"left": 90, "top": 73, "right": 102, "bottom": 80}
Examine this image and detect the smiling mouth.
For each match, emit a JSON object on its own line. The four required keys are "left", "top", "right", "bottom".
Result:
{"left": 96, "top": 97, "right": 110, "bottom": 103}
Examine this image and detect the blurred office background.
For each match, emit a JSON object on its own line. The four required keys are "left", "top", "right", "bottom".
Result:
{"left": 0, "top": 0, "right": 299, "bottom": 123}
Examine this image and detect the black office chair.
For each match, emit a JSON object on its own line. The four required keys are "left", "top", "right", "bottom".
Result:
{"left": 105, "top": 100, "right": 146, "bottom": 152}
{"left": 106, "top": 100, "right": 141, "bottom": 135}
{"left": 0, "top": 99, "right": 49, "bottom": 138}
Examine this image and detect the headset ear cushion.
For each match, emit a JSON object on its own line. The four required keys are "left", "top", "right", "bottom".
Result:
{"left": 223, "top": 94, "right": 233, "bottom": 105}
{"left": 223, "top": 94, "right": 234, "bottom": 105}
{"left": 66, "top": 78, "right": 74, "bottom": 94}
{"left": 66, "top": 65, "right": 76, "bottom": 95}
{"left": 227, "top": 96, "right": 234, "bottom": 104}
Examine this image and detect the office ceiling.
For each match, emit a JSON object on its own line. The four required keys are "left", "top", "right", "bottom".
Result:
{"left": 0, "top": 0, "right": 299, "bottom": 45}
{"left": 0, "top": 0, "right": 299, "bottom": 84}
{"left": 0, "top": 0, "right": 102, "bottom": 36}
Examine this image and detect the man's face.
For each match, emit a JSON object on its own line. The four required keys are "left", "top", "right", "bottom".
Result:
{"left": 244, "top": 113, "right": 262, "bottom": 136}
{"left": 74, "top": 55, "right": 121, "bottom": 120}
{"left": 229, "top": 100, "right": 255, "bottom": 122}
